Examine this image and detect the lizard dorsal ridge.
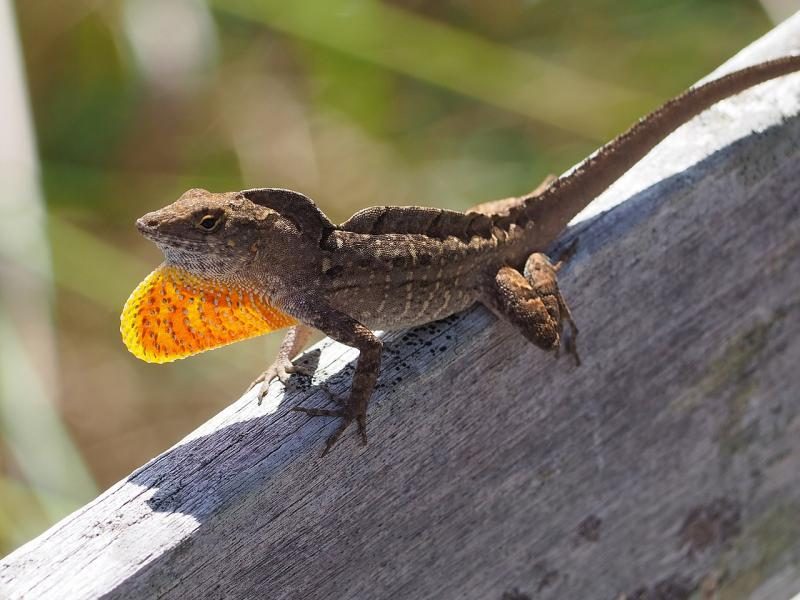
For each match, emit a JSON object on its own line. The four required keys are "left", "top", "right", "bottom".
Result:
{"left": 241, "top": 188, "right": 335, "bottom": 243}
{"left": 340, "top": 205, "right": 492, "bottom": 241}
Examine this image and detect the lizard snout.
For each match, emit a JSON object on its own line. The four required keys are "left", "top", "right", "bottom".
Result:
{"left": 136, "top": 214, "right": 160, "bottom": 235}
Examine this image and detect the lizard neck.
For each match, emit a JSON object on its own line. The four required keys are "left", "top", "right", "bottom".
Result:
{"left": 499, "top": 55, "right": 800, "bottom": 247}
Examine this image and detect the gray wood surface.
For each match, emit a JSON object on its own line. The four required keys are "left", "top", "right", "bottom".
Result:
{"left": 3, "top": 15, "right": 800, "bottom": 600}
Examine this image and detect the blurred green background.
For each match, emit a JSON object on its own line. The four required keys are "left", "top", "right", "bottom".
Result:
{"left": 0, "top": 0, "right": 792, "bottom": 556}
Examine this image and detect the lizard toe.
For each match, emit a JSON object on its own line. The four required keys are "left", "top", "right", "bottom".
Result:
{"left": 247, "top": 371, "right": 268, "bottom": 391}
{"left": 249, "top": 357, "right": 315, "bottom": 401}
{"left": 293, "top": 401, "right": 368, "bottom": 456}
{"left": 283, "top": 363, "right": 315, "bottom": 378}
{"left": 322, "top": 420, "right": 352, "bottom": 458}
{"left": 256, "top": 380, "right": 272, "bottom": 406}
{"left": 356, "top": 414, "right": 368, "bottom": 446}
{"left": 292, "top": 406, "right": 346, "bottom": 418}
{"left": 293, "top": 405, "right": 353, "bottom": 457}
{"left": 272, "top": 358, "right": 313, "bottom": 386}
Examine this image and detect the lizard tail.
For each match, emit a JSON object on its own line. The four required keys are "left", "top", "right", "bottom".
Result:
{"left": 517, "top": 54, "right": 800, "bottom": 245}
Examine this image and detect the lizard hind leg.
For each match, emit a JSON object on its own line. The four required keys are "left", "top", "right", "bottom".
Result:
{"left": 486, "top": 252, "right": 580, "bottom": 366}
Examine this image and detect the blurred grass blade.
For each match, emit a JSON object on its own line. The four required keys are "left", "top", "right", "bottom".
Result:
{"left": 0, "top": 0, "right": 96, "bottom": 533}
{"left": 47, "top": 216, "right": 152, "bottom": 311}
{"left": 213, "top": 0, "right": 659, "bottom": 140}
{"left": 0, "top": 315, "right": 97, "bottom": 518}
{"left": 0, "top": 476, "right": 75, "bottom": 555}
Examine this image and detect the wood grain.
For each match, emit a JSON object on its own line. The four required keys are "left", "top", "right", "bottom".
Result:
{"left": 3, "top": 14, "right": 800, "bottom": 600}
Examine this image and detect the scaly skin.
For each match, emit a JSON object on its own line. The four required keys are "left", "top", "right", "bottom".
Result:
{"left": 130, "top": 55, "right": 800, "bottom": 456}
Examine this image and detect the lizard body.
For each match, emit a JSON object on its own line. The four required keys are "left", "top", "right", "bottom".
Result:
{"left": 123, "top": 55, "right": 800, "bottom": 455}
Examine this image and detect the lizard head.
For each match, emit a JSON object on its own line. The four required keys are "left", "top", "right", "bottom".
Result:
{"left": 135, "top": 187, "right": 310, "bottom": 283}
{"left": 122, "top": 187, "right": 322, "bottom": 363}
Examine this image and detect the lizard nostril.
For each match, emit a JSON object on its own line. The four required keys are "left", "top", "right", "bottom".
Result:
{"left": 136, "top": 217, "right": 159, "bottom": 232}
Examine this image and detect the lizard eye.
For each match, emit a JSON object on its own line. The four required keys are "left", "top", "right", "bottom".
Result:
{"left": 197, "top": 214, "right": 221, "bottom": 232}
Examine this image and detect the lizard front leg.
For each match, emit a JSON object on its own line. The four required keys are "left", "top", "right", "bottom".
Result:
{"left": 284, "top": 303, "right": 383, "bottom": 456}
{"left": 249, "top": 324, "right": 315, "bottom": 404}
{"left": 483, "top": 251, "right": 580, "bottom": 365}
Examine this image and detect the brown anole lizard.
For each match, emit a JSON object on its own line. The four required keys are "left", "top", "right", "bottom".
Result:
{"left": 121, "top": 56, "right": 800, "bottom": 455}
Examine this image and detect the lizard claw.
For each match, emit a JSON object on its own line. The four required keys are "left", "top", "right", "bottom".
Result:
{"left": 248, "top": 360, "right": 315, "bottom": 405}
{"left": 293, "top": 404, "right": 368, "bottom": 457}
{"left": 246, "top": 372, "right": 275, "bottom": 406}
{"left": 552, "top": 238, "right": 579, "bottom": 272}
{"left": 563, "top": 326, "right": 581, "bottom": 366}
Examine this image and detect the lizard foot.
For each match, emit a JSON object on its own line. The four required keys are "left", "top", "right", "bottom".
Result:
{"left": 292, "top": 403, "right": 367, "bottom": 457}
{"left": 487, "top": 250, "right": 582, "bottom": 367}
{"left": 248, "top": 359, "right": 315, "bottom": 405}
{"left": 550, "top": 239, "right": 581, "bottom": 366}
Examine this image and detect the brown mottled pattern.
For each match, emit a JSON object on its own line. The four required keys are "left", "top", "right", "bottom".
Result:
{"left": 321, "top": 226, "right": 531, "bottom": 330}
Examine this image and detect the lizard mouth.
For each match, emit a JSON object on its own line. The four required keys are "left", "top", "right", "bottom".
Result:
{"left": 135, "top": 215, "right": 195, "bottom": 248}
{"left": 136, "top": 223, "right": 205, "bottom": 254}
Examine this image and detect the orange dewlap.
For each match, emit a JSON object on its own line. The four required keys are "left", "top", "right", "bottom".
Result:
{"left": 120, "top": 264, "right": 296, "bottom": 363}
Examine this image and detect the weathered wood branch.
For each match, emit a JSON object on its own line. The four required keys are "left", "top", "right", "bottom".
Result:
{"left": 3, "top": 15, "right": 800, "bottom": 600}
